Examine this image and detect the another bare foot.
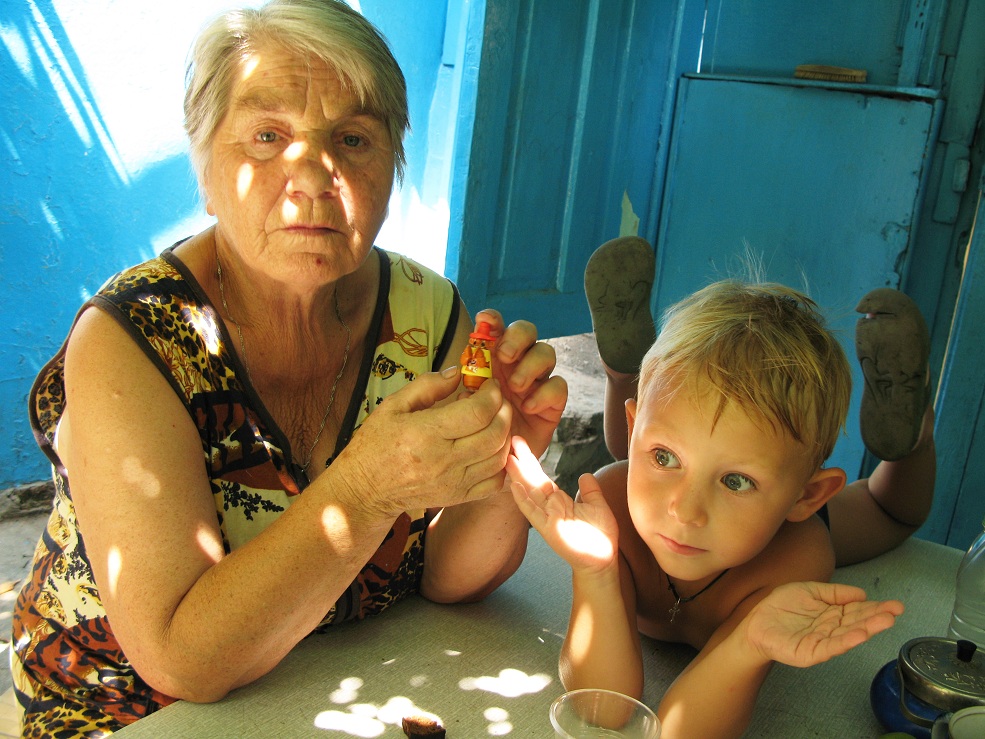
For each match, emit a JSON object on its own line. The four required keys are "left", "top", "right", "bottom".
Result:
{"left": 584, "top": 236, "right": 657, "bottom": 374}
{"left": 855, "top": 288, "right": 931, "bottom": 461}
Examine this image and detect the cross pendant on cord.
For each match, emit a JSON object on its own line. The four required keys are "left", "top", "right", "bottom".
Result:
{"left": 668, "top": 599, "right": 682, "bottom": 623}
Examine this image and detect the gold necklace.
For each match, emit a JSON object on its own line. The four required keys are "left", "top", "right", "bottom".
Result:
{"left": 215, "top": 247, "right": 351, "bottom": 471}
{"left": 665, "top": 569, "right": 730, "bottom": 623}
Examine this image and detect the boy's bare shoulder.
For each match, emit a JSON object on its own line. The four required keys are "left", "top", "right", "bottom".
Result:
{"left": 591, "top": 460, "right": 630, "bottom": 510}
{"left": 590, "top": 461, "right": 643, "bottom": 551}
{"left": 590, "top": 460, "right": 656, "bottom": 570}
{"left": 741, "top": 515, "right": 836, "bottom": 587}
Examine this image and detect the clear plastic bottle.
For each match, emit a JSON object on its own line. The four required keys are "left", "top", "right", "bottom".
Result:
{"left": 948, "top": 517, "right": 985, "bottom": 647}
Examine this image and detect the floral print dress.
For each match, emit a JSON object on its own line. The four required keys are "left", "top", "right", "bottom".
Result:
{"left": 11, "top": 246, "right": 459, "bottom": 737}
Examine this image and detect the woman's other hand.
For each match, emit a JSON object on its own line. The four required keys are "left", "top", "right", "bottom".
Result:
{"left": 333, "top": 363, "right": 514, "bottom": 518}
{"left": 475, "top": 309, "right": 567, "bottom": 460}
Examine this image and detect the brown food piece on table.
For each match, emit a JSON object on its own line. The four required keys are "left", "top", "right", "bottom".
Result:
{"left": 401, "top": 714, "right": 446, "bottom": 737}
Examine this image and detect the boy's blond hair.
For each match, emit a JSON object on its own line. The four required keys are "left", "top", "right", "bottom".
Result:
{"left": 637, "top": 280, "right": 851, "bottom": 468}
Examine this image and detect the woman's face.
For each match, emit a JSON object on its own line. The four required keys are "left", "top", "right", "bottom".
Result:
{"left": 205, "top": 44, "right": 395, "bottom": 286}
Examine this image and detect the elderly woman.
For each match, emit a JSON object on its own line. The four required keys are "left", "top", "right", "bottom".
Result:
{"left": 10, "top": 1, "right": 566, "bottom": 735}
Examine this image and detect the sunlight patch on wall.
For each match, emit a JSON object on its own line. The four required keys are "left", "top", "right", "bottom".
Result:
{"left": 30, "top": 0, "right": 130, "bottom": 184}
{"left": 26, "top": 22, "right": 89, "bottom": 150}
{"left": 39, "top": 200, "right": 64, "bottom": 241}
{"left": 150, "top": 211, "right": 216, "bottom": 261}
{"left": 0, "top": 22, "right": 34, "bottom": 84}
{"left": 50, "top": 0, "right": 263, "bottom": 179}
{"left": 376, "top": 186, "right": 449, "bottom": 275}
{"left": 1, "top": 128, "right": 21, "bottom": 165}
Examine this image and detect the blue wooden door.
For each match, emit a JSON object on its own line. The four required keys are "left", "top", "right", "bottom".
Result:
{"left": 922, "top": 170, "right": 985, "bottom": 548}
{"left": 444, "top": 0, "right": 675, "bottom": 338}
{"left": 448, "top": 0, "right": 983, "bottom": 543}
{"left": 653, "top": 76, "right": 941, "bottom": 476}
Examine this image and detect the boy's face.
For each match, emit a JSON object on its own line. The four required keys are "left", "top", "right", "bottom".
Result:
{"left": 626, "top": 384, "right": 829, "bottom": 584}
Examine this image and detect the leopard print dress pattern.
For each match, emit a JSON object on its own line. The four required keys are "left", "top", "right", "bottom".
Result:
{"left": 12, "top": 246, "right": 458, "bottom": 737}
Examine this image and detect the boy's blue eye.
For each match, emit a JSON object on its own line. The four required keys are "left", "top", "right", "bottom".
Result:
{"left": 722, "top": 472, "right": 755, "bottom": 492}
{"left": 654, "top": 449, "right": 680, "bottom": 468}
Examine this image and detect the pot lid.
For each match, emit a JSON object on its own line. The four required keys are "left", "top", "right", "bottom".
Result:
{"left": 899, "top": 638, "right": 985, "bottom": 712}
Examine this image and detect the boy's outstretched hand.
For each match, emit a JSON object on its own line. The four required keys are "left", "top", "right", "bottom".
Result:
{"left": 745, "top": 582, "right": 904, "bottom": 668}
{"left": 506, "top": 436, "right": 619, "bottom": 574}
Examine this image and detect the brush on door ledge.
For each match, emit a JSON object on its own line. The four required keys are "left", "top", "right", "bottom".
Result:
{"left": 794, "top": 64, "right": 867, "bottom": 83}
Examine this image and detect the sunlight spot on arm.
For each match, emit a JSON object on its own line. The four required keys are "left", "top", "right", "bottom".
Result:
{"left": 121, "top": 456, "right": 162, "bottom": 498}
{"left": 106, "top": 545, "right": 122, "bottom": 597}
{"left": 556, "top": 518, "right": 615, "bottom": 561}
{"left": 319, "top": 504, "right": 352, "bottom": 539}
{"left": 194, "top": 524, "right": 224, "bottom": 564}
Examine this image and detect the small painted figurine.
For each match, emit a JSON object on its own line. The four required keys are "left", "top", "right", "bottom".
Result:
{"left": 460, "top": 321, "right": 495, "bottom": 390}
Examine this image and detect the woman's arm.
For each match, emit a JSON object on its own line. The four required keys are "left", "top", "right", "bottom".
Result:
{"left": 61, "top": 307, "right": 515, "bottom": 702}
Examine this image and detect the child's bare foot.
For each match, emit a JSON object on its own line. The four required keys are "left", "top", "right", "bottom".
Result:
{"left": 584, "top": 236, "right": 656, "bottom": 374}
{"left": 855, "top": 288, "right": 931, "bottom": 461}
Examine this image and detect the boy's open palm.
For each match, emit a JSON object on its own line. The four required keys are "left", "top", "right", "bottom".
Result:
{"left": 507, "top": 436, "right": 618, "bottom": 573}
{"left": 745, "top": 582, "right": 904, "bottom": 668}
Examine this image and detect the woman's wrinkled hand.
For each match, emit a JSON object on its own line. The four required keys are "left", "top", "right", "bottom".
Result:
{"left": 474, "top": 309, "right": 567, "bottom": 460}
{"left": 332, "top": 364, "right": 514, "bottom": 520}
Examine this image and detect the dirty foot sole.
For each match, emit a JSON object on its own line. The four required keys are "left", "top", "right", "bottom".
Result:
{"left": 855, "top": 287, "right": 931, "bottom": 461}
{"left": 584, "top": 236, "right": 657, "bottom": 374}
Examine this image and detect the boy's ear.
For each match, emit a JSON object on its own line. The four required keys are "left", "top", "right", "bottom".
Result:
{"left": 625, "top": 398, "right": 637, "bottom": 438}
{"left": 786, "top": 466, "right": 847, "bottom": 522}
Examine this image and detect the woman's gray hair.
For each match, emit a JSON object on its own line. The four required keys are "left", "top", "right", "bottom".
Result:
{"left": 183, "top": 0, "right": 409, "bottom": 189}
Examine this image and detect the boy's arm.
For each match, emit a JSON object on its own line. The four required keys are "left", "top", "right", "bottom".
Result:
{"left": 507, "top": 439, "right": 645, "bottom": 698}
{"left": 657, "top": 589, "right": 771, "bottom": 739}
{"left": 560, "top": 552, "right": 644, "bottom": 698}
{"left": 656, "top": 582, "right": 903, "bottom": 739}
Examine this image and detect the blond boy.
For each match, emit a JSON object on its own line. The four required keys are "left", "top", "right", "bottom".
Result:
{"left": 508, "top": 267, "right": 935, "bottom": 738}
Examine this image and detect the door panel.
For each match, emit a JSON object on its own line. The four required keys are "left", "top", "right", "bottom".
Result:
{"left": 920, "top": 177, "right": 985, "bottom": 549}
{"left": 654, "top": 75, "right": 940, "bottom": 474}
{"left": 447, "top": 0, "right": 673, "bottom": 337}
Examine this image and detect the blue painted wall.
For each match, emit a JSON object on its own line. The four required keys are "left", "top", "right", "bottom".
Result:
{"left": 0, "top": 1, "right": 454, "bottom": 487}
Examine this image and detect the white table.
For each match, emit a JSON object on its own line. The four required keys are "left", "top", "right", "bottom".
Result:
{"left": 115, "top": 531, "right": 962, "bottom": 738}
